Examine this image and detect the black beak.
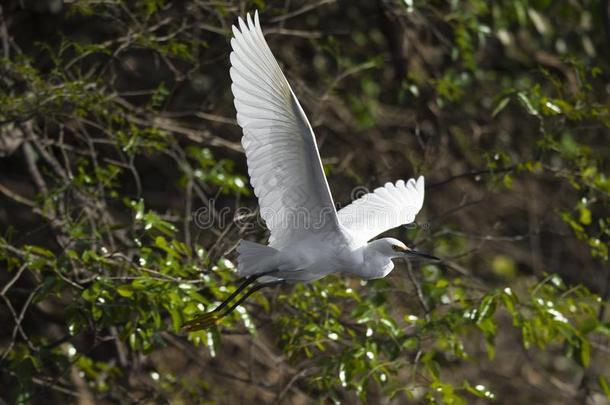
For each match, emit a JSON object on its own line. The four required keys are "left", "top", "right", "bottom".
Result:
{"left": 404, "top": 249, "right": 440, "bottom": 261}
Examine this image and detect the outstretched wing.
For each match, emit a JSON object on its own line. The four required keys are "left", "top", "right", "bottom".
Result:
{"left": 337, "top": 176, "right": 425, "bottom": 245}
{"left": 231, "top": 12, "right": 340, "bottom": 250}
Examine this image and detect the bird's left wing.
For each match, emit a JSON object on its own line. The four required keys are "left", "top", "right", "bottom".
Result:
{"left": 337, "top": 176, "right": 425, "bottom": 245}
{"left": 231, "top": 12, "right": 341, "bottom": 250}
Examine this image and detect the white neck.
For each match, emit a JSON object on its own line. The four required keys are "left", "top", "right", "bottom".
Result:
{"left": 360, "top": 243, "right": 395, "bottom": 280}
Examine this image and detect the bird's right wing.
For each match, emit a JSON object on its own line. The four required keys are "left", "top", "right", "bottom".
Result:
{"left": 337, "top": 177, "right": 425, "bottom": 245}
{"left": 230, "top": 12, "right": 341, "bottom": 250}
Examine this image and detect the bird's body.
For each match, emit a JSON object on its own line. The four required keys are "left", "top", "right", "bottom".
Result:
{"left": 230, "top": 11, "right": 434, "bottom": 282}
{"left": 238, "top": 233, "right": 405, "bottom": 282}
{"left": 183, "top": 11, "right": 437, "bottom": 331}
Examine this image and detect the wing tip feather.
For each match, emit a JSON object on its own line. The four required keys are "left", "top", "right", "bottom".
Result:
{"left": 247, "top": 12, "right": 255, "bottom": 30}
{"left": 232, "top": 11, "right": 260, "bottom": 37}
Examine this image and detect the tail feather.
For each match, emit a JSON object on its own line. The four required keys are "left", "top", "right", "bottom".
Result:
{"left": 237, "top": 240, "right": 278, "bottom": 276}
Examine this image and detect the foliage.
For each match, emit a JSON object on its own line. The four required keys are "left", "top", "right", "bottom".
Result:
{"left": 0, "top": 0, "right": 608, "bottom": 403}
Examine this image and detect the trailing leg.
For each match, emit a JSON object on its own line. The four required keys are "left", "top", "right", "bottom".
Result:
{"left": 182, "top": 270, "right": 280, "bottom": 331}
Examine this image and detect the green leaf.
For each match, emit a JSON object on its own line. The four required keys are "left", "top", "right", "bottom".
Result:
{"left": 517, "top": 92, "right": 539, "bottom": 116}
{"left": 579, "top": 207, "right": 591, "bottom": 225}
{"left": 492, "top": 97, "right": 510, "bottom": 117}
{"left": 435, "top": 278, "right": 449, "bottom": 289}
{"left": 117, "top": 285, "right": 134, "bottom": 298}
{"left": 426, "top": 359, "right": 441, "bottom": 380}
{"left": 477, "top": 295, "right": 497, "bottom": 323}
{"left": 579, "top": 338, "right": 590, "bottom": 368}
{"left": 464, "top": 381, "right": 486, "bottom": 398}
{"left": 491, "top": 255, "right": 516, "bottom": 278}
{"left": 167, "top": 306, "right": 182, "bottom": 333}
{"left": 24, "top": 245, "right": 55, "bottom": 258}
{"left": 596, "top": 323, "right": 610, "bottom": 336}
{"left": 599, "top": 375, "right": 610, "bottom": 397}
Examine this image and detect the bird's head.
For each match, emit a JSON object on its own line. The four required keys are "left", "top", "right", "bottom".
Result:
{"left": 374, "top": 237, "right": 440, "bottom": 261}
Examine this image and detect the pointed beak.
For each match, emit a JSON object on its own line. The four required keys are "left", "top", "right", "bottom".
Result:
{"left": 403, "top": 248, "right": 440, "bottom": 261}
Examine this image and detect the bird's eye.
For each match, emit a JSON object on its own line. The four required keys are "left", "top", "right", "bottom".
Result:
{"left": 392, "top": 245, "right": 402, "bottom": 252}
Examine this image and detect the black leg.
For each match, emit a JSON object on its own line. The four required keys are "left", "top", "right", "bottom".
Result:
{"left": 212, "top": 268, "right": 280, "bottom": 312}
{"left": 219, "top": 279, "right": 285, "bottom": 319}
{"left": 183, "top": 270, "right": 280, "bottom": 331}
{"left": 211, "top": 275, "right": 258, "bottom": 313}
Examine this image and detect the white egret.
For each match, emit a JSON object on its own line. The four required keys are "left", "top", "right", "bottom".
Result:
{"left": 184, "top": 11, "right": 438, "bottom": 331}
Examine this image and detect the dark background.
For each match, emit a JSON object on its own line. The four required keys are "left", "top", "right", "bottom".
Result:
{"left": 0, "top": 0, "right": 608, "bottom": 403}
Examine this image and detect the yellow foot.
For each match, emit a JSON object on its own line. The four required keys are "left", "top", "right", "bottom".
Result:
{"left": 183, "top": 311, "right": 221, "bottom": 331}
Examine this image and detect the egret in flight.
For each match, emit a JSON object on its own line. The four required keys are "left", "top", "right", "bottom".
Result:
{"left": 184, "top": 11, "right": 438, "bottom": 331}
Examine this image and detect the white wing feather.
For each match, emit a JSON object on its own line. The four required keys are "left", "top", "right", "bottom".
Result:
{"left": 338, "top": 176, "right": 425, "bottom": 245}
{"left": 231, "top": 12, "right": 340, "bottom": 250}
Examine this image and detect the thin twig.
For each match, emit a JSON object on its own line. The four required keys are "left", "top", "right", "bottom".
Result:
{"left": 405, "top": 260, "right": 430, "bottom": 318}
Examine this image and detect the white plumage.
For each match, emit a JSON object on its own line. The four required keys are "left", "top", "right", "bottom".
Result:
{"left": 338, "top": 177, "right": 425, "bottom": 245}
{"left": 230, "top": 11, "right": 432, "bottom": 283}
{"left": 183, "top": 11, "right": 437, "bottom": 331}
{"left": 230, "top": 12, "right": 340, "bottom": 252}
